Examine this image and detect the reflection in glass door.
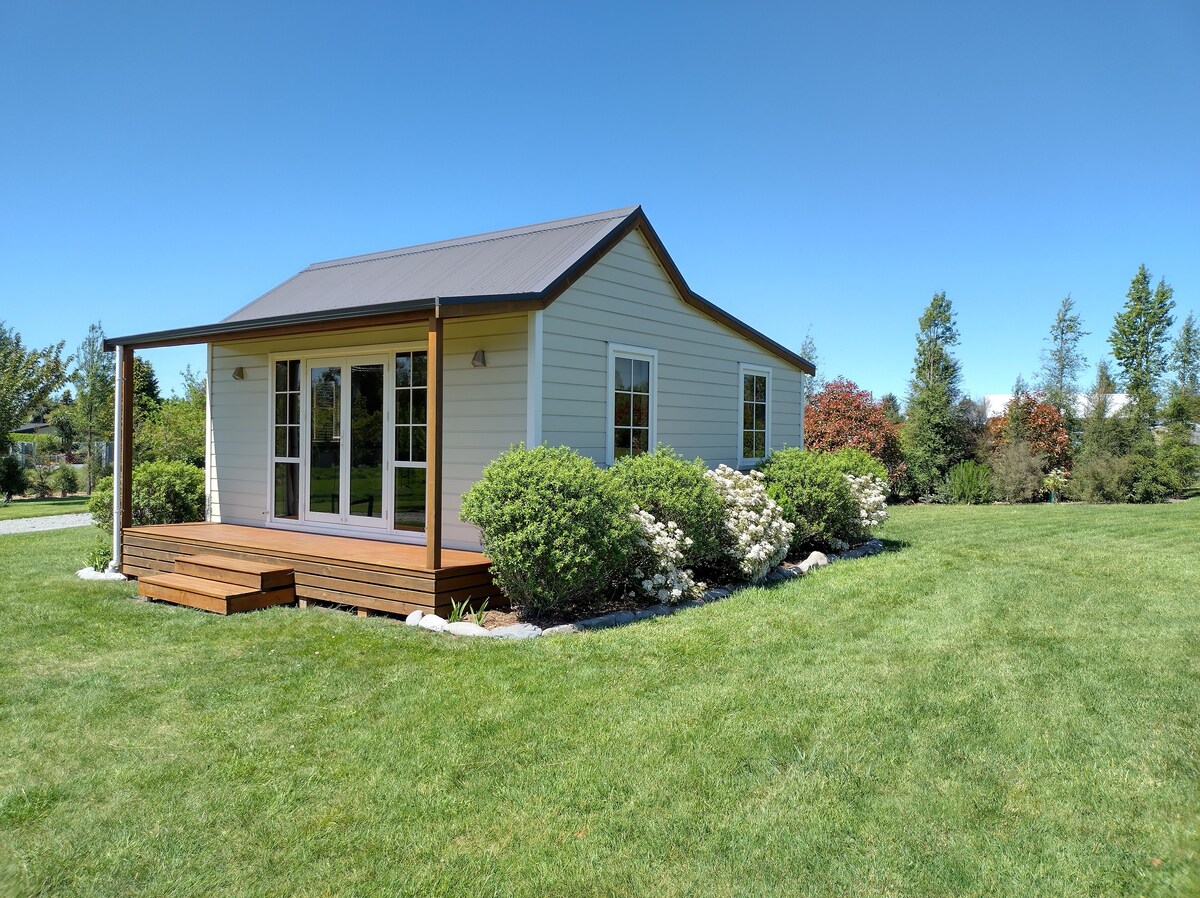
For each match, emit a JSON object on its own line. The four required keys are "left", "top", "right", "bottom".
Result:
{"left": 348, "top": 364, "right": 384, "bottom": 520}
{"left": 309, "top": 365, "right": 342, "bottom": 516}
{"left": 304, "top": 358, "right": 387, "bottom": 527}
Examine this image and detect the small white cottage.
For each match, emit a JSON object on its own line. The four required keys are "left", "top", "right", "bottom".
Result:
{"left": 105, "top": 206, "right": 813, "bottom": 615}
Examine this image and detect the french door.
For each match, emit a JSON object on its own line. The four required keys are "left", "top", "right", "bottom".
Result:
{"left": 272, "top": 349, "right": 429, "bottom": 536}
{"left": 304, "top": 357, "right": 389, "bottom": 528}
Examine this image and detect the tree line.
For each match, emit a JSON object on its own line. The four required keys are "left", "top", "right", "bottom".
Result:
{"left": 805, "top": 264, "right": 1198, "bottom": 503}
{"left": 0, "top": 322, "right": 205, "bottom": 502}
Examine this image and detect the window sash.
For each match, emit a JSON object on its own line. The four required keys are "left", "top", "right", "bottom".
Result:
{"left": 739, "top": 366, "right": 770, "bottom": 465}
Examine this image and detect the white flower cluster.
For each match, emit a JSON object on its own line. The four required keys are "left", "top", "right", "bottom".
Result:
{"left": 629, "top": 506, "right": 698, "bottom": 604}
{"left": 845, "top": 473, "right": 888, "bottom": 531}
{"left": 704, "top": 465, "right": 794, "bottom": 582}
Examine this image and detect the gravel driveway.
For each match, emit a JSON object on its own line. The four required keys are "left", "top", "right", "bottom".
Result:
{"left": 0, "top": 513, "right": 95, "bottom": 535}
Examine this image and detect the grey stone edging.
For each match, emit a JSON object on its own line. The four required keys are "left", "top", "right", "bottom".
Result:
{"left": 407, "top": 538, "right": 886, "bottom": 641}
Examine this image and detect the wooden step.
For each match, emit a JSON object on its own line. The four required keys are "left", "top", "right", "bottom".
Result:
{"left": 138, "top": 572, "right": 295, "bottom": 615}
{"left": 174, "top": 553, "right": 294, "bottom": 590}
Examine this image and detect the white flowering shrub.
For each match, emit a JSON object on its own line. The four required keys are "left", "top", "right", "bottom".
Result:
{"left": 628, "top": 507, "right": 699, "bottom": 603}
{"left": 845, "top": 473, "right": 888, "bottom": 531}
{"left": 704, "top": 465, "right": 794, "bottom": 582}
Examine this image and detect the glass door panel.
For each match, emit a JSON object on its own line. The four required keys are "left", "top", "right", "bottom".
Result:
{"left": 348, "top": 363, "right": 384, "bottom": 519}
{"left": 393, "top": 350, "right": 428, "bottom": 532}
{"left": 394, "top": 467, "right": 426, "bottom": 531}
{"left": 309, "top": 365, "right": 342, "bottom": 517}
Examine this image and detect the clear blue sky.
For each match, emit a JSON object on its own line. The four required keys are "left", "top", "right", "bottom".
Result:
{"left": 2, "top": 1, "right": 1197, "bottom": 402}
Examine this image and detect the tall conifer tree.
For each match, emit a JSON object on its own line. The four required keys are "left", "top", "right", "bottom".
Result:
{"left": 1109, "top": 265, "right": 1175, "bottom": 422}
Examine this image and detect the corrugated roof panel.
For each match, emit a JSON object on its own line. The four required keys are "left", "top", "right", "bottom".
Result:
{"left": 223, "top": 207, "right": 638, "bottom": 323}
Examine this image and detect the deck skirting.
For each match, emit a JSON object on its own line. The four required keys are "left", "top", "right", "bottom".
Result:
{"left": 121, "top": 523, "right": 499, "bottom": 617}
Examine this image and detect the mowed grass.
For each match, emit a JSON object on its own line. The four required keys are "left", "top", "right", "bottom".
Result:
{"left": 0, "top": 504, "right": 1197, "bottom": 897}
{"left": 0, "top": 496, "right": 89, "bottom": 521}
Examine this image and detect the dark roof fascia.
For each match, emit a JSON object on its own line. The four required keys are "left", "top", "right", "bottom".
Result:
{"left": 103, "top": 301, "right": 428, "bottom": 350}
{"left": 622, "top": 213, "right": 817, "bottom": 376}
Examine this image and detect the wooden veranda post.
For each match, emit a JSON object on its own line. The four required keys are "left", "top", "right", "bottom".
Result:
{"left": 425, "top": 313, "right": 444, "bottom": 571}
{"left": 111, "top": 345, "right": 134, "bottom": 570}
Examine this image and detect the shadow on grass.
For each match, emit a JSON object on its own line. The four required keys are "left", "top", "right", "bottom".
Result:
{"left": 877, "top": 537, "right": 910, "bottom": 553}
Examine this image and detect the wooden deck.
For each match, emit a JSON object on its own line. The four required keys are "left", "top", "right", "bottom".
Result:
{"left": 121, "top": 523, "right": 499, "bottom": 616}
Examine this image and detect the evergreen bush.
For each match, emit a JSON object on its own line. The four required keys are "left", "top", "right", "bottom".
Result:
{"left": 89, "top": 461, "right": 205, "bottom": 528}
{"left": 53, "top": 462, "right": 79, "bottom": 497}
{"left": 460, "top": 445, "right": 637, "bottom": 617}
{"left": 608, "top": 446, "right": 726, "bottom": 572}
{"left": 0, "top": 455, "right": 26, "bottom": 501}
{"left": 942, "top": 460, "right": 994, "bottom": 504}
{"left": 759, "top": 448, "right": 861, "bottom": 553}
{"left": 989, "top": 440, "right": 1046, "bottom": 502}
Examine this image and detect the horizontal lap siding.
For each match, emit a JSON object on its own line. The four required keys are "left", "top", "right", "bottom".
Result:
{"left": 541, "top": 230, "right": 804, "bottom": 466}
{"left": 442, "top": 315, "right": 527, "bottom": 549}
{"left": 210, "top": 343, "right": 271, "bottom": 524}
{"left": 209, "top": 318, "right": 528, "bottom": 551}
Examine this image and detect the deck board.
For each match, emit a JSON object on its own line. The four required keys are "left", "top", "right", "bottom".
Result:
{"left": 121, "top": 523, "right": 497, "bottom": 616}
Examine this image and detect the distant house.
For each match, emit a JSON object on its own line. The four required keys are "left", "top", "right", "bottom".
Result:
{"left": 983, "top": 392, "right": 1132, "bottom": 419}
{"left": 104, "top": 206, "right": 814, "bottom": 616}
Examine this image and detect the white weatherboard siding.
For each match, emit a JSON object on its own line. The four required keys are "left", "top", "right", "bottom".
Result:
{"left": 540, "top": 230, "right": 804, "bottom": 465}
{"left": 208, "top": 315, "right": 527, "bottom": 550}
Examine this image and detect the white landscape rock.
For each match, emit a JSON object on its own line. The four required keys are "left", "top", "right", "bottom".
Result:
{"left": 418, "top": 613, "right": 447, "bottom": 632}
{"left": 488, "top": 623, "right": 542, "bottom": 639}
{"left": 405, "top": 609, "right": 424, "bottom": 627}
{"left": 76, "top": 567, "right": 127, "bottom": 582}
{"left": 444, "top": 621, "right": 490, "bottom": 637}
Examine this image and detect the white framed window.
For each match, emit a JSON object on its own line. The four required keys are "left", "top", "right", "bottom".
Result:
{"left": 606, "top": 344, "right": 657, "bottom": 465}
{"left": 739, "top": 363, "right": 771, "bottom": 467}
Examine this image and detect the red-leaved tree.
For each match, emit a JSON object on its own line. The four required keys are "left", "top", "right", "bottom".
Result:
{"left": 804, "top": 377, "right": 905, "bottom": 482}
{"left": 986, "top": 392, "right": 1070, "bottom": 469}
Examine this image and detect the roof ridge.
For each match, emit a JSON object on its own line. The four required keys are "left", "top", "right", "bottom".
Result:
{"left": 305, "top": 206, "right": 638, "bottom": 272}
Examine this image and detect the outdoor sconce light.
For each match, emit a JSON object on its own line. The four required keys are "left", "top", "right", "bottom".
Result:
{"left": 232, "top": 367, "right": 245, "bottom": 380}
{"left": 471, "top": 350, "right": 486, "bottom": 368}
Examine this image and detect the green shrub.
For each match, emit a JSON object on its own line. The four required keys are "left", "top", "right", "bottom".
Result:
{"left": 460, "top": 445, "right": 637, "bottom": 618}
{"left": 27, "top": 465, "right": 53, "bottom": 499}
{"left": 942, "top": 460, "right": 994, "bottom": 504}
{"left": 0, "top": 455, "right": 26, "bottom": 501}
{"left": 1125, "top": 455, "right": 1174, "bottom": 504}
{"left": 1066, "top": 454, "right": 1131, "bottom": 503}
{"left": 759, "top": 448, "right": 860, "bottom": 553}
{"left": 990, "top": 440, "right": 1045, "bottom": 502}
{"left": 608, "top": 446, "right": 726, "bottom": 572}
{"left": 86, "top": 541, "right": 113, "bottom": 573}
{"left": 1066, "top": 452, "right": 1180, "bottom": 504}
{"left": 825, "top": 447, "right": 889, "bottom": 482}
{"left": 89, "top": 461, "right": 206, "bottom": 528}
{"left": 53, "top": 462, "right": 80, "bottom": 497}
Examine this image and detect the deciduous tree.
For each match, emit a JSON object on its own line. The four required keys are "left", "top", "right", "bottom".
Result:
{"left": 0, "top": 322, "right": 69, "bottom": 452}
{"left": 804, "top": 377, "right": 904, "bottom": 482}
{"left": 70, "top": 322, "right": 114, "bottom": 492}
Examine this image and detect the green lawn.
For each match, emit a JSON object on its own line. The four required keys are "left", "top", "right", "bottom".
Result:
{"left": 0, "top": 496, "right": 90, "bottom": 521}
{"left": 1, "top": 504, "right": 1197, "bottom": 897}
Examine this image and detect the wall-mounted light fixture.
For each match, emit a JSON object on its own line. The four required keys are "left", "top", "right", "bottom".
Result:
{"left": 231, "top": 367, "right": 245, "bottom": 380}
{"left": 471, "top": 350, "right": 486, "bottom": 368}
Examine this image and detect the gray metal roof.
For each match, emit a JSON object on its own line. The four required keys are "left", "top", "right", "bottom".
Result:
{"left": 222, "top": 206, "right": 640, "bottom": 323}
{"left": 104, "top": 205, "right": 813, "bottom": 374}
